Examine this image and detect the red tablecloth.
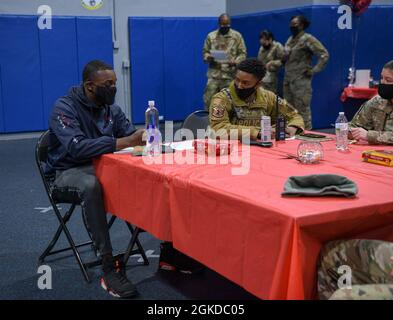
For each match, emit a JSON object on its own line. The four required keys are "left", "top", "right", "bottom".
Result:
{"left": 94, "top": 139, "right": 393, "bottom": 300}
{"left": 340, "top": 87, "right": 378, "bottom": 102}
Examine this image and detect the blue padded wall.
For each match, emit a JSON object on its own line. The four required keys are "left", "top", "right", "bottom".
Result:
{"left": 39, "top": 16, "right": 79, "bottom": 129}
{"left": 0, "top": 15, "right": 112, "bottom": 133}
{"left": 129, "top": 17, "right": 216, "bottom": 124}
{"left": 76, "top": 17, "right": 113, "bottom": 83}
{"left": 192, "top": 18, "right": 221, "bottom": 103}
{"left": 0, "top": 65, "right": 4, "bottom": 132}
{"left": 163, "top": 18, "right": 196, "bottom": 121}
{"left": 129, "top": 18, "right": 165, "bottom": 124}
{"left": 308, "top": 6, "right": 335, "bottom": 128}
{"left": 0, "top": 16, "right": 44, "bottom": 132}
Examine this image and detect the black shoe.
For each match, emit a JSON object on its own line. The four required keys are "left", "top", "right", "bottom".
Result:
{"left": 158, "top": 242, "right": 205, "bottom": 274}
{"left": 100, "top": 258, "right": 138, "bottom": 298}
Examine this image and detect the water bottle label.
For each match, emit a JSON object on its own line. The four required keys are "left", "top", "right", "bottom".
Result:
{"left": 335, "top": 123, "right": 348, "bottom": 131}
{"left": 261, "top": 116, "right": 271, "bottom": 142}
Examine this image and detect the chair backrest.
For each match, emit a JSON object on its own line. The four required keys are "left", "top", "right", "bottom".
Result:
{"left": 181, "top": 110, "right": 209, "bottom": 140}
{"left": 36, "top": 130, "right": 50, "bottom": 163}
{"left": 35, "top": 130, "right": 53, "bottom": 194}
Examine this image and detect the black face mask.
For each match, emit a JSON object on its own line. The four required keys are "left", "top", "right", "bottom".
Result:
{"left": 378, "top": 83, "right": 393, "bottom": 100}
{"left": 219, "top": 26, "right": 230, "bottom": 35}
{"left": 95, "top": 85, "right": 117, "bottom": 106}
{"left": 235, "top": 84, "right": 257, "bottom": 100}
{"left": 290, "top": 26, "right": 300, "bottom": 37}
{"left": 262, "top": 44, "right": 272, "bottom": 50}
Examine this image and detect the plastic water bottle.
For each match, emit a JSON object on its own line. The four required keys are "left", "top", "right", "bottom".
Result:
{"left": 145, "top": 100, "right": 161, "bottom": 156}
{"left": 275, "top": 113, "right": 286, "bottom": 141}
{"left": 275, "top": 95, "right": 286, "bottom": 141}
{"left": 261, "top": 116, "right": 271, "bottom": 143}
{"left": 335, "top": 112, "right": 349, "bottom": 151}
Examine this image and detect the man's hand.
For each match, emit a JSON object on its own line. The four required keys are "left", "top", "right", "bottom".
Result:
{"left": 350, "top": 127, "right": 368, "bottom": 142}
{"left": 285, "top": 126, "right": 298, "bottom": 137}
{"left": 265, "top": 61, "right": 274, "bottom": 71}
{"left": 116, "top": 129, "right": 145, "bottom": 151}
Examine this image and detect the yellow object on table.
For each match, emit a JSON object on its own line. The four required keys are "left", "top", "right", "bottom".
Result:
{"left": 362, "top": 150, "right": 393, "bottom": 167}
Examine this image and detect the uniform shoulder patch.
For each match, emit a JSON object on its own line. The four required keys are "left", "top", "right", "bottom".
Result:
{"left": 211, "top": 105, "right": 225, "bottom": 119}
{"left": 277, "top": 96, "right": 285, "bottom": 105}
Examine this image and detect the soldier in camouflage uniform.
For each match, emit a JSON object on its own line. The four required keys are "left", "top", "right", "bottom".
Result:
{"left": 283, "top": 15, "right": 329, "bottom": 130}
{"left": 317, "top": 239, "right": 393, "bottom": 300}
{"left": 257, "top": 30, "right": 284, "bottom": 94}
{"left": 349, "top": 61, "right": 393, "bottom": 144}
{"left": 209, "top": 58, "right": 304, "bottom": 140}
{"left": 203, "top": 13, "right": 247, "bottom": 110}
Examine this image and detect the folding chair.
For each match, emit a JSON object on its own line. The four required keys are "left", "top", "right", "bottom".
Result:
{"left": 179, "top": 110, "right": 209, "bottom": 140}
{"left": 36, "top": 130, "right": 149, "bottom": 283}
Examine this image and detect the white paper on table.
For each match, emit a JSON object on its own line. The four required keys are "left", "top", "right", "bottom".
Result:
{"left": 169, "top": 140, "right": 194, "bottom": 151}
{"left": 210, "top": 50, "right": 228, "bottom": 62}
{"left": 114, "top": 147, "right": 135, "bottom": 154}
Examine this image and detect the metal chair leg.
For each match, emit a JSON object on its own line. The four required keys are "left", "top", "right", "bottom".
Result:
{"left": 123, "top": 224, "right": 149, "bottom": 265}
{"left": 44, "top": 203, "right": 91, "bottom": 282}
{"left": 38, "top": 204, "right": 76, "bottom": 263}
{"left": 135, "top": 232, "right": 149, "bottom": 265}
{"left": 60, "top": 220, "right": 91, "bottom": 283}
{"left": 108, "top": 215, "right": 117, "bottom": 228}
{"left": 39, "top": 224, "right": 63, "bottom": 263}
{"left": 123, "top": 227, "right": 139, "bottom": 265}
{"left": 39, "top": 200, "right": 146, "bottom": 283}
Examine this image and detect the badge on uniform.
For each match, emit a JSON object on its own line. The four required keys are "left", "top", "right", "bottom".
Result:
{"left": 212, "top": 106, "right": 225, "bottom": 118}
{"left": 277, "top": 97, "right": 284, "bottom": 105}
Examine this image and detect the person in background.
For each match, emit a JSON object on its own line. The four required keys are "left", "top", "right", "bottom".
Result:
{"left": 203, "top": 13, "right": 247, "bottom": 110}
{"left": 283, "top": 15, "right": 329, "bottom": 130}
{"left": 349, "top": 60, "right": 393, "bottom": 145}
{"left": 209, "top": 58, "right": 304, "bottom": 140}
{"left": 46, "top": 60, "right": 144, "bottom": 298}
{"left": 257, "top": 30, "right": 284, "bottom": 94}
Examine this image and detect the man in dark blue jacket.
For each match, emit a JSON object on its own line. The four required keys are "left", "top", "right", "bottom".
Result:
{"left": 46, "top": 60, "right": 144, "bottom": 298}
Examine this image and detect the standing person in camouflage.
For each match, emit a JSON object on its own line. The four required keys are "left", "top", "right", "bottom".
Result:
{"left": 203, "top": 13, "right": 247, "bottom": 111}
{"left": 317, "top": 239, "right": 393, "bottom": 300}
{"left": 283, "top": 15, "right": 329, "bottom": 130}
{"left": 257, "top": 30, "right": 284, "bottom": 94}
{"left": 349, "top": 60, "right": 393, "bottom": 145}
{"left": 209, "top": 58, "right": 304, "bottom": 140}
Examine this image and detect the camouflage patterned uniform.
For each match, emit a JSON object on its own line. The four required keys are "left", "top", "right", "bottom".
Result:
{"left": 283, "top": 31, "right": 329, "bottom": 130}
{"left": 329, "top": 284, "right": 393, "bottom": 300}
{"left": 209, "top": 81, "right": 304, "bottom": 140}
{"left": 203, "top": 29, "right": 247, "bottom": 110}
{"left": 257, "top": 41, "right": 284, "bottom": 94}
{"left": 350, "top": 95, "right": 393, "bottom": 144}
{"left": 317, "top": 239, "right": 393, "bottom": 300}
